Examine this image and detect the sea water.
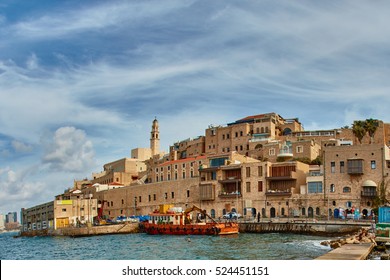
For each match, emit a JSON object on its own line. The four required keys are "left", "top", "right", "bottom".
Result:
{"left": 0, "top": 231, "right": 332, "bottom": 260}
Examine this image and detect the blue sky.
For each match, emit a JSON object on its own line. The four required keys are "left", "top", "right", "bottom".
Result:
{"left": 1, "top": 0, "right": 390, "bottom": 217}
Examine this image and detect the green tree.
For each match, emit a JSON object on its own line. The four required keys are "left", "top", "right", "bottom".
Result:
{"left": 364, "top": 118, "right": 379, "bottom": 144}
{"left": 373, "top": 180, "right": 390, "bottom": 209}
{"left": 352, "top": 120, "right": 366, "bottom": 144}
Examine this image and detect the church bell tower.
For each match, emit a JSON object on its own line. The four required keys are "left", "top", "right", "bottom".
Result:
{"left": 150, "top": 117, "right": 160, "bottom": 156}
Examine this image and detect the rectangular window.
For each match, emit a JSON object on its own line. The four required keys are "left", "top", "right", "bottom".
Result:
{"left": 340, "top": 161, "right": 345, "bottom": 173}
{"left": 308, "top": 182, "right": 323, "bottom": 193}
{"left": 258, "top": 181, "right": 263, "bottom": 192}
{"left": 296, "top": 146, "right": 303, "bottom": 153}
{"left": 153, "top": 194, "right": 156, "bottom": 201}
{"left": 269, "top": 148, "right": 275, "bottom": 156}
{"left": 331, "top": 162, "right": 335, "bottom": 173}
{"left": 246, "top": 182, "right": 251, "bottom": 192}
{"left": 258, "top": 166, "right": 263, "bottom": 177}
{"left": 187, "top": 190, "right": 190, "bottom": 198}
{"left": 347, "top": 159, "right": 364, "bottom": 174}
{"left": 171, "top": 192, "right": 175, "bottom": 199}
{"left": 139, "top": 196, "right": 141, "bottom": 203}
{"left": 148, "top": 195, "right": 151, "bottom": 202}
{"left": 246, "top": 167, "right": 250, "bottom": 177}
{"left": 164, "top": 193, "right": 168, "bottom": 199}
{"left": 371, "top": 160, "right": 376, "bottom": 169}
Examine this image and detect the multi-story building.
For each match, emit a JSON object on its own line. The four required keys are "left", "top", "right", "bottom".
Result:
{"left": 204, "top": 113, "right": 304, "bottom": 157}
{"left": 323, "top": 142, "right": 390, "bottom": 218}
{"left": 21, "top": 190, "right": 98, "bottom": 234}
{"left": 169, "top": 136, "right": 205, "bottom": 159}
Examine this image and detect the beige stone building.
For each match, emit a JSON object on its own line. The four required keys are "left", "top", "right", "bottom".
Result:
{"left": 91, "top": 157, "right": 147, "bottom": 185}
{"left": 21, "top": 189, "right": 98, "bottom": 234}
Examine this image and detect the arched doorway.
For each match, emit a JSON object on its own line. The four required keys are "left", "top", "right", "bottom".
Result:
{"left": 301, "top": 207, "right": 306, "bottom": 216}
{"left": 252, "top": 208, "right": 257, "bottom": 217}
{"left": 270, "top": 207, "right": 276, "bottom": 218}
{"left": 362, "top": 209, "right": 368, "bottom": 219}
{"left": 334, "top": 208, "right": 339, "bottom": 218}
{"left": 308, "top": 207, "right": 314, "bottom": 218}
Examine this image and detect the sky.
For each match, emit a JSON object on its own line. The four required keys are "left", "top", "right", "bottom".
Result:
{"left": 1, "top": 0, "right": 390, "bottom": 218}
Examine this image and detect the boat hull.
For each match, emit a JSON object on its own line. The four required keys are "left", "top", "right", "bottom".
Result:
{"left": 142, "top": 222, "right": 238, "bottom": 235}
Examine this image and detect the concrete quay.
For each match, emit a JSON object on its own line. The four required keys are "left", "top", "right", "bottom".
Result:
{"left": 239, "top": 219, "right": 372, "bottom": 236}
{"left": 20, "top": 223, "right": 139, "bottom": 237}
{"left": 315, "top": 243, "right": 375, "bottom": 260}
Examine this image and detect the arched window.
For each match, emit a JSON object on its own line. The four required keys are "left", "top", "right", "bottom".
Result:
{"left": 330, "top": 184, "right": 335, "bottom": 193}
{"left": 301, "top": 208, "right": 306, "bottom": 216}
{"left": 255, "top": 144, "right": 263, "bottom": 150}
{"left": 343, "top": 186, "right": 351, "bottom": 193}
{"left": 270, "top": 207, "right": 276, "bottom": 218}
{"left": 210, "top": 209, "right": 216, "bottom": 218}
{"left": 283, "top": 128, "right": 292, "bottom": 135}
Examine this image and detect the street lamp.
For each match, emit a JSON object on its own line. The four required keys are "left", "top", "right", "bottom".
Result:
{"left": 89, "top": 193, "right": 93, "bottom": 225}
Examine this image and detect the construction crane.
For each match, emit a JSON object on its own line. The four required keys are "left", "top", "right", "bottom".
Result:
{"left": 184, "top": 205, "right": 218, "bottom": 224}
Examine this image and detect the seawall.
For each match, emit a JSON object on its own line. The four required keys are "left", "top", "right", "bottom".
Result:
{"left": 20, "top": 223, "right": 139, "bottom": 237}
{"left": 239, "top": 220, "right": 370, "bottom": 236}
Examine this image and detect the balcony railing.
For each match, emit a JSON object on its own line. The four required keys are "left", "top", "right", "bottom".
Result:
{"left": 218, "top": 177, "right": 241, "bottom": 184}
{"left": 265, "top": 191, "right": 292, "bottom": 197}
{"left": 361, "top": 191, "right": 377, "bottom": 198}
{"left": 266, "top": 171, "right": 297, "bottom": 181}
{"left": 218, "top": 191, "right": 242, "bottom": 198}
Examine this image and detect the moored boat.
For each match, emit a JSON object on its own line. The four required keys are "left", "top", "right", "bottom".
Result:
{"left": 142, "top": 205, "right": 239, "bottom": 235}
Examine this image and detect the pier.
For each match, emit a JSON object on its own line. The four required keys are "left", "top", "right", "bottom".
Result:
{"left": 315, "top": 243, "right": 375, "bottom": 260}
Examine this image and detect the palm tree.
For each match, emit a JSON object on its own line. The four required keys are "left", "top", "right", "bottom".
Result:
{"left": 364, "top": 118, "right": 379, "bottom": 144}
{"left": 352, "top": 120, "right": 366, "bottom": 144}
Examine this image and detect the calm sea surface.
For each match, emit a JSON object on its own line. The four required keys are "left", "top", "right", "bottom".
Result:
{"left": 0, "top": 231, "right": 332, "bottom": 260}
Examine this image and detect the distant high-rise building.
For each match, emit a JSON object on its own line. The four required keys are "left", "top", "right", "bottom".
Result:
{"left": 6, "top": 212, "right": 17, "bottom": 223}
{"left": 0, "top": 214, "right": 5, "bottom": 230}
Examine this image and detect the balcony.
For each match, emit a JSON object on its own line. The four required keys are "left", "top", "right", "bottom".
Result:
{"left": 265, "top": 190, "right": 292, "bottom": 197}
{"left": 266, "top": 171, "right": 297, "bottom": 181}
{"left": 199, "top": 184, "right": 215, "bottom": 201}
{"left": 361, "top": 190, "right": 377, "bottom": 198}
{"left": 218, "top": 177, "right": 241, "bottom": 184}
{"left": 218, "top": 191, "right": 242, "bottom": 198}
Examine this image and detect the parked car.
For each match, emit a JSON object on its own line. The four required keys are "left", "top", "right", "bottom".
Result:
{"left": 223, "top": 212, "right": 242, "bottom": 219}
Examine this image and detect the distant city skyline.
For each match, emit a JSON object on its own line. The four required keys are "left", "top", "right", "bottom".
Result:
{"left": 1, "top": 0, "right": 390, "bottom": 214}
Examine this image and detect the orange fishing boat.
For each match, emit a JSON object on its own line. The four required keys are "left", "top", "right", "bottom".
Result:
{"left": 142, "top": 205, "right": 239, "bottom": 235}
